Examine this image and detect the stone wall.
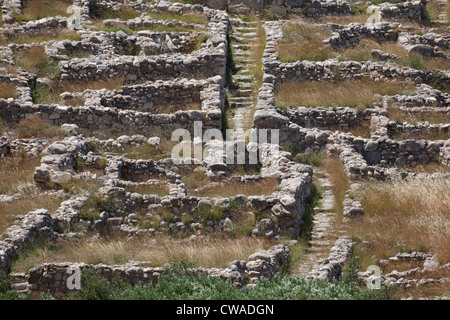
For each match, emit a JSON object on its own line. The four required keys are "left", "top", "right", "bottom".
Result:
{"left": 95, "top": 79, "right": 207, "bottom": 112}
{"left": 378, "top": 0, "right": 427, "bottom": 22}
{"left": 328, "top": 22, "right": 400, "bottom": 49}
{"left": 189, "top": 0, "right": 352, "bottom": 17}
{"left": 307, "top": 236, "right": 353, "bottom": 281}
{"left": 278, "top": 106, "right": 376, "bottom": 129}
{"left": 11, "top": 244, "right": 289, "bottom": 298}
{"left": 29, "top": 132, "right": 314, "bottom": 239}
{"left": 0, "top": 101, "right": 223, "bottom": 138}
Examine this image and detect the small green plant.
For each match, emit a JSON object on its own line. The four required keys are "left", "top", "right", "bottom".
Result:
{"left": 32, "top": 82, "right": 60, "bottom": 104}
{"left": 195, "top": 205, "right": 224, "bottom": 221}
{"left": 66, "top": 263, "right": 395, "bottom": 300}
{"left": 161, "top": 209, "right": 173, "bottom": 223}
{"left": 0, "top": 271, "right": 30, "bottom": 300}
{"left": 300, "top": 184, "right": 323, "bottom": 239}
{"left": 295, "top": 152, "right": 327, "bottom": 167}
{"left": 79, "top": 195, "right": 116, "bottom": 221}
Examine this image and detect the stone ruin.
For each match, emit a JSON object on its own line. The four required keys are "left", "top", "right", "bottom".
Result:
{"left": 0, "top": 0, "right": 448, "bottom": 299}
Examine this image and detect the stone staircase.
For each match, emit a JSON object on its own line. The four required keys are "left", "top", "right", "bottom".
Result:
{"left": 228, "top": 19, "right": 258, "bottom": 135}
{"left": 436, "top": 0, "right": 449, "bottom": 23}
{"left": 297, "top": 171, "right": 343, "bottom": 277}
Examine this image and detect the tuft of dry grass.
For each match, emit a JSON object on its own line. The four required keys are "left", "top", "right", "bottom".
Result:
{"left": 15, "top": 114, "right": 67, "bottom": 139}
{"left": 0, "top": 62, "right": 20, "bottom": 75}
{"left": 0, "top": 195, "right": 62, "bottom": 233}
{"left": 59, "top": 178, "right": 105, "bottom": 196}
{"left": 339, "top": 39, "right": 408, "bottom": 62}
{"left": 148, "top": 11, "right": 209, "bottom": 26}
{"left": 0, "top": 82, "right": 17, "bottom": 99}
{"left": 188, "top": 177, "right": 280, "bottom": 197}
{"left": 16, "top": 0, "right": 71, "bottom": 21}
{"left": 275, "top": 80, "right": 416, "bottom": 110}
{"left": 99, "top": 5, "right": 140, "bottom": 21}
{"left": 391, "top": 130, "right": 450, "bottom": 141}
{"left": 276, "top": 24, "right": 333, "bottom": 62}
{"left": 12, "top": 235, "right": 273, "bottom": 272}
{"left": 324, "top": 157, "right": 350, "bottom": 217}
{"left": 124, "top": 182, "right": 170, "bottom": 197}
{"left": 14, "top": 46, "right": 60, "bottom": 79}
{"left": 0, "top": 154, "right": 63, "bottom": 231}
{"left": 2, "top": 29, "right": 81, "bottom": 46}
{"left": 182, "top": 170, "right": 210, "bottom": 191}
{"left": 60, "top": 76, "right": 125, "bottom": 93}
{"left": 335, "top": 38, "right": 449, "bottom": 71}
{"left": 312, "top": 13, "right": 370, "bottom": 25}
{"left": 387, "top": 107, "right": 450, "bottom": 125}
{"left": 0, "top": 156, "right": 41, "bottom": 195}
{"left": 326, "top": 123, "right": 372, "bottom": 139}
{"left": 349, "top": 179, "right": 450, "bottom": 267}
{"left": 400, "top": 163, "right": 450, "bottom": 174}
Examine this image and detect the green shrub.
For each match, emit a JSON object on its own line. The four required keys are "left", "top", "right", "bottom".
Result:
{"left": 68, "top": 262, "right": 394, "bottom": 300}
{"left": 0, "top": 271, "right": 30, "bottom": 300}
{"left": 300, "top": 184, "right": 322, "bottom": 239}
{"left": 79, "top": 195, "right": 116, "bottom": 221}
{"left": 295, "top": 152, "right": 326, "bottom": 167}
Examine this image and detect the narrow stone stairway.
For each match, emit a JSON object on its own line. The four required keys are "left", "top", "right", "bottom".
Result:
{"left": 436, "top": 0, "right": 449, "bottom": 23}
{"left": 297, "top": 171, "right": 341, "bottom": 277}
{"left": 228, "top": 19, "right": 258, "bottom": 135}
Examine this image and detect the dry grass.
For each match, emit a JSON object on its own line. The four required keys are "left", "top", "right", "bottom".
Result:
{"left": 327, "top": 123, "right": 372, "bottom": 139}
{"left": 59, "top": 178, "right": 105, "bottom": 196}
{"left": 324, "top": 157, "right": 350, "bottom": 218}
{"left": 312, "top": 13, "right": 370, "bottom": 25}
{"left": 275, "top": 80, "right": 416, "bottom": 110}
{"left": 12, "top": 235, "right": 273, "bottom": 272}
{"left": 399, "top": 164, "right": 450, "bottom": 174}
{"left": 188, "top": 177, "right": 280, "bottom": 197}
{"left": 1, "top": 29, "right": 81, "bottom": 46}
{"left": 349, "top": 179, "right": 450, "bottom": 268}
{"left": 391, "top": 130, "right": 450, "bottom": 141}
{"left": 92, "top": 22, "right": 197, "bottom": 34}
{"left": 339, "top": 39, "right": 408, "bottom": 62}
{"left": 124, "top": 182, "right": 170, "bottom": 197}
{"left": 60, "top": 77, "right": 125, "bottom": 93}
{"left": 0, "top": 195, "right": 62, "bottom": 233}
{"left": 336, "top": 38, "right": 450, "bottom": 71}
{"left": 276, "top": 24, "right": 333, "bottom": 62}
{"left": 426, "top": 0, "right": 444, "bottom": 21}
{"left": 0, "top": 156, "right": 41, "bottom": 195}
{"left": 99, "top": 5, "right": 140, "bottom": 21}
{"left": 412, "top": 56, "right": 450, "bottom": 71}
{"left": 14, "top": 115, "right": 66, "bottom": 139}
{"left": 348, "top": 124, "right": 372, "bottom": 139}
{"left": 387, "top": 107, "right": 450, "bottom": 124}
{"left": 0, "top": 82, "right": 17, "bottom": 99}
{"left": 0, "top": 62, "right": 19, "bottom": 75}
{"left": 16, "top": 0, "right": 71, "bottom": 21}
{"left": 13, "top": 46, "right": 60, "bottom": 79}
{"left": 0, "top": 155, "right": 63, "bottom": 231}
{"left": 182, "top": 170, "right": 210, "bottom": 191}
{"left": 148, "top": 11, "right": 209, "bottom": 26}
